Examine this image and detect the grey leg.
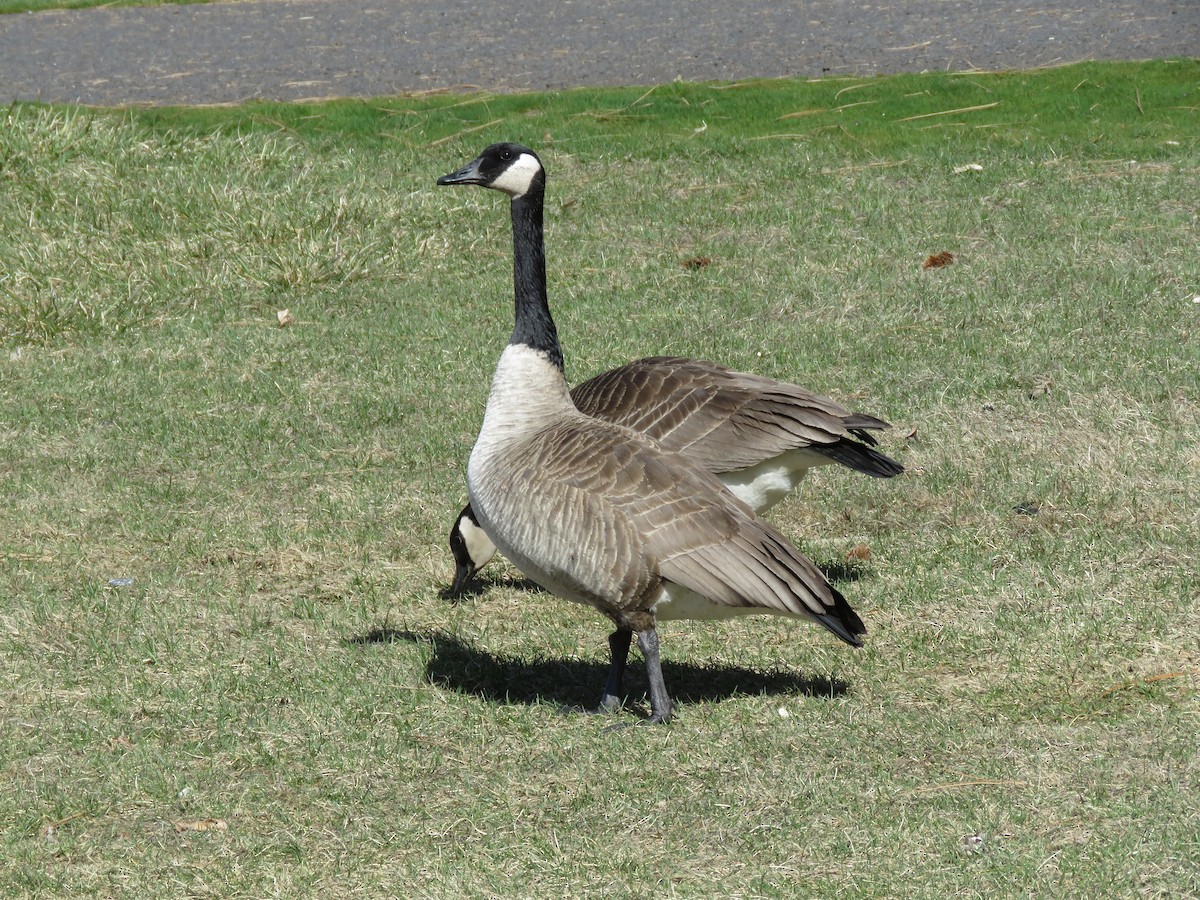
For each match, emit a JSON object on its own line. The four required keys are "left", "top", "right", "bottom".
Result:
{"left": 598, "top": 628, "right": 633, "bottom": 712}
{"left": 636, "top": 628, "right": 673, "bottom": 725}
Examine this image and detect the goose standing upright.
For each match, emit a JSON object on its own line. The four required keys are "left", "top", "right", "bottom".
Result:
{"left": 447, "top": 355, "right": 903, "bottom": 596}
{"left": 437, "top": 143, "right": 866, "bottom": 724}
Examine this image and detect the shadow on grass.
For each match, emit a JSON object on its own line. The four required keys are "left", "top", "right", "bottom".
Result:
{"left": 819, "top": 559, "right": 870, "bottom": 584}
{"left": 436, "top": 571, "right": 546, "bottom": 603}
{"left": 347, "top": 627, "right": 850, "bottom": 713}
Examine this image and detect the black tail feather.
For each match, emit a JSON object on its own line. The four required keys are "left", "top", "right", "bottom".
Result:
{"left": 821, "top": 583, "right": 867, "bottom": 648}
{"left": 815, "top": 438, "right": 904, "bottom": 478}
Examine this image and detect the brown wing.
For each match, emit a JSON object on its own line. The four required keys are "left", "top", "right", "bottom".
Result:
{"left": 482, "top": 413, "right": 863, "bottom": 644}
{"left": 570, "top": 356, "right": 900, "bottom": 477}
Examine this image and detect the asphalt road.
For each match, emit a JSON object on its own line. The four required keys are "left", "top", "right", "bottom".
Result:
{"left": 0, "top": 0, "right": 1196, "bottom": 107}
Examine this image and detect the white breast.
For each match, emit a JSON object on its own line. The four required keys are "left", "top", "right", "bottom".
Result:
{"left": 474, "top": 343, "right": 570, "bottom": 437}
{"left": 467, "top": 343, "right": 589, "bottom": 600}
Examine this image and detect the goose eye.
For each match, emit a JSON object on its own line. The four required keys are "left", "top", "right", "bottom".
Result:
{"left": 499, "top": 149, "right": 513, "bottom": 160}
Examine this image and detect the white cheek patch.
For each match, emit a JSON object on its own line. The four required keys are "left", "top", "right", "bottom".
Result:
{"left": 491, "top": 153, "right": 542, "bottom": 198}
{"left": 458, "top": 515, "right": 495, "bottom": 572}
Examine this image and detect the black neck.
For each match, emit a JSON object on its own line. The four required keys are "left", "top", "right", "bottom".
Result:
{"left": 508, "top": 184, "right": 564, "bottom": 371}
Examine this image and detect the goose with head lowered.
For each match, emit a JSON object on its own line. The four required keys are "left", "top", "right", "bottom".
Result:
{"left": 437, "top": 142, "right": 869, "bottom": 725}
{"left": 447, "top": 354, "right": 903, "bottom": 597}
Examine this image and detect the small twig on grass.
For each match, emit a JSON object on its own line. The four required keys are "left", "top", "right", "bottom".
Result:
{"left": 426, "top": 119, "right": 503, "bottom": 149}
{"left": 913, "top": 779, "right": 1029, "bottom": 794}
{"left": 749, "top": 132, "right": 814, "bottom": 141}
{"left": 827, "top": 159, "right": 911, "bottom": 174}
{"left": 750, "top": 124, "right": 854, "bottom": 141}
{"left": 835, "top": 100, "right": 880, "bottom": 113}
{"left": 629, "top": 84, "right": 661, "bottom": 108}
{"left": 779, "top": 100, "right": 878, "bottom": 119}
{"left": 250, "top": 113, "right": 297, "bottom": 134}
{"left": 1101, "top": 671, "right": 1195, "bottom": 696}
{"left": 260, "top": 466, "right": 380, "bottom": 481}
{"left": 897, "top": 101, "right": 1001, "bottom": 122}
{"left": 427, "top": 93, "right": 497, "bottom": 112}
{"left": 40, "top": 812, "right": 87, "bottom": 836}
{"left": 834, "top": 82, "right": 873, "bottom": 99}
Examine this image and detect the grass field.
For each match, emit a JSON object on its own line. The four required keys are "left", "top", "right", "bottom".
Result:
{"left": 2, "top": 60, "right": 1199, "bottom": 897}
{"left": 0, "top": 0, "right": 210, "bottom": 14}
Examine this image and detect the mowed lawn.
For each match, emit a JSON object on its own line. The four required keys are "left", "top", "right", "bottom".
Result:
{"left": 2, "top": 61, "right": 1198, "bottom": 897}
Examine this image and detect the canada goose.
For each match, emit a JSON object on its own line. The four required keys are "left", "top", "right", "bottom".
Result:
{"left": 447, "top": 354, "right": 903, "bottom": 596}
{"left": 437, "top": 142, "right": 869, "bottom": 724}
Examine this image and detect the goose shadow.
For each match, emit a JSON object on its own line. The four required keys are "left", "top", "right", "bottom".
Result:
{"left": 818, "top": 559, "right": 870, "bottom": 584}
{"left": 347, "top": 628, "right": 849, "bottom": 713}
{"left": 437, "top": 571, "right": 547, "bottom": 603}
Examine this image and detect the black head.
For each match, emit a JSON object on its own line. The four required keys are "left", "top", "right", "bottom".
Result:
{"left": 437, "top": 143, "right": 544, "bottom": 198}
{"left": 446, "top": 503, "right": 492, "bottom": 599}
